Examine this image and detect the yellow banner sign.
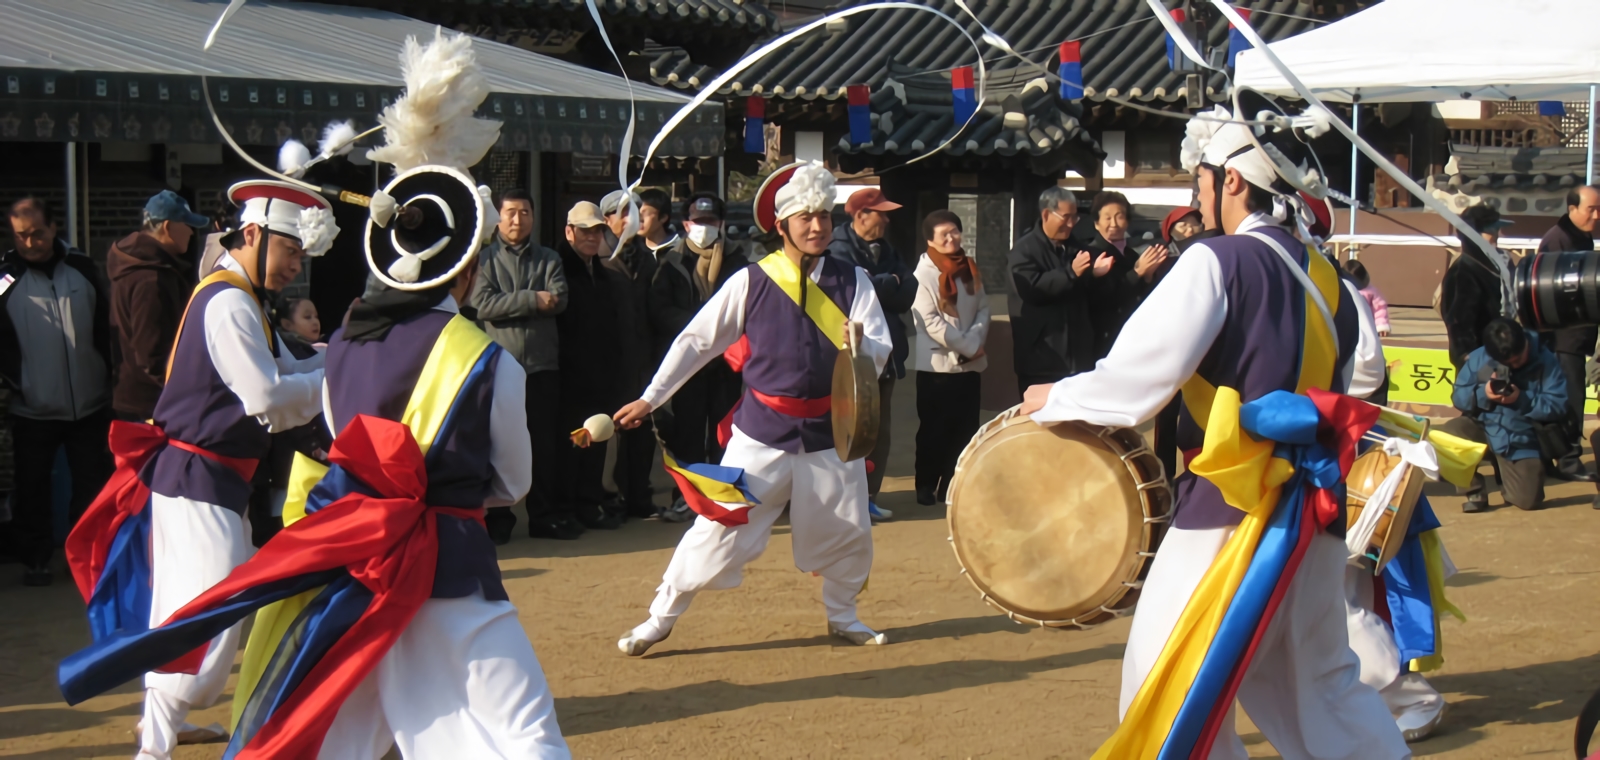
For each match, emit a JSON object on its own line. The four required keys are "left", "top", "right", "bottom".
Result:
{"left": 1383, "top": 345, "right": 1597, "bottom": 413}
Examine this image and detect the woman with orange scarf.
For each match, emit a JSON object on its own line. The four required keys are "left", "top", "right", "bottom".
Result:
{"left": 910, "top": 210, "right": 991, "bottom": 505}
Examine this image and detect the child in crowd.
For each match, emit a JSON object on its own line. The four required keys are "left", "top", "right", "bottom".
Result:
{"left": 277, "top": 297, "right": 324, "bottom": 350}
{"left": 248, "top": 296, "right": 331, "bottom": 545}
{"left": 1343, "top": 260, "right": 1391, "bottom": 337}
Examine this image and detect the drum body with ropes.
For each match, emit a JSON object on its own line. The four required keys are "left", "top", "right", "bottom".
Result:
{"left": 1345, "top": 448, "right": 1427, "bottom": 572}
{"left": 946, "top": 409, "right": 1171, "bottom": 629}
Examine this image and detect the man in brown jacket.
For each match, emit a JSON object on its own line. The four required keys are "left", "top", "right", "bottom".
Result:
{"left": 108, "top": 190, "right": 205, "bottom": 421}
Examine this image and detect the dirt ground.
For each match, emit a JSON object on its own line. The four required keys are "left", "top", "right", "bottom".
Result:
{"left": 3, "top": 384, "right": 1600, "bottom": 758}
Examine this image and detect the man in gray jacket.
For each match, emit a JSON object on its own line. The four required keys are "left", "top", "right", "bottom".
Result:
{"left": 1, "top": 197, "right": 115, "bottom": 586}
{"left": 470, "top": 189, "right": 578, "bottom": 542}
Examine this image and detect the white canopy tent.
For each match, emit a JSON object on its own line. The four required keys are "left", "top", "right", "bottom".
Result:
{"left": 1233, "top": 0, "right": 1600, "bottom": 229}
{"left": 1234, "top": 0, "right": 1600, "bottom": 104}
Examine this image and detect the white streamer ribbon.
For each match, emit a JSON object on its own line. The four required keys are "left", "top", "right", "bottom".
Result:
{"left": 1203, "top": 0, "right": 1515, "bottom": 317}
{"left": 1346, "top": 437, "right": 1440, "bottom": 567}
{"left": 613, "top": 2, "right": 990, "bottom": 258}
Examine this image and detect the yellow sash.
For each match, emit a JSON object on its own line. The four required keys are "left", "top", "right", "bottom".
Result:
{"left": 1095, "top": 242, "right": 1344, "bottom": 759}
{"left": 1179, "top": 243, "right": 1342, "bottom": 431}
{"left": 165, "top": 270, "right": 273, "bottom": 382}
{"left": 755, "top": 252, "right": 848, "bottom": 349}
{"left": 231, "top": 315, "right": 494, "bottom": 726}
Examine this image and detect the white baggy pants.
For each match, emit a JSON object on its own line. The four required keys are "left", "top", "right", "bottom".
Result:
{"left": 318, "top": 593, "right": 571, "bottom": 759}
{"left": 649, "top": 427, "right": 873, "bottom": 628}
{"left": 139, "top": 494, "right": 254, "bottom": 760}
{"left": 1119, "top": 526, "right": 1411, "bottom": 760}
{"left": 1344, "top": 564, "right": 1447, "bottom": 734}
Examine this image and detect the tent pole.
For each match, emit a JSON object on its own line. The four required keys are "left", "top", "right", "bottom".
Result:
{"left": 1588, "top": 84, "right": 1596, "bottom": 185}
{"left": 1349, "top": 102, "right": 1360, "bottom": 236}
{"left": 65, "top": 143, "right": 79, "bottom": 248}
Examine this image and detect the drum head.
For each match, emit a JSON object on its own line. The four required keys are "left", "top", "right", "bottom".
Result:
{"left": 948, "top": 418, "right": 1145, "bottom": 623}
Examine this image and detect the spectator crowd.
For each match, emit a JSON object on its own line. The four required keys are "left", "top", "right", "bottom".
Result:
{"left": 5, "top": 178, "right": 1599, "bottom": 583}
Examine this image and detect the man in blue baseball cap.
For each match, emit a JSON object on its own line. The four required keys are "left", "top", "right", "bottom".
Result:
{"left": 108, "top": 190, "right": 211, "bottom": 421}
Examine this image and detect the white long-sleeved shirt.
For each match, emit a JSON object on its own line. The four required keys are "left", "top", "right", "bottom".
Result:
{"left": 320, "top": 296, "right": 532, "bottom": 509}
{"left": 910, "top": 254, "right": 991, "bottom": 373}
{"left": 1342, "top": 278, "right": 1387, "bottom": 399}
{"left": 1032, "top": 214, "right": 1351, "bottom": 427}
{"left": 640, "top": 257, "right": 893, "bottom": 410}
{"left": 205, "top": 253, "right": 324, "bottom": 433}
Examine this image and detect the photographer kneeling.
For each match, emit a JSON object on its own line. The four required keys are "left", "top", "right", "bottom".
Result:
{"left": 1440, "top": 318, "right": 1570, "bottom": 513}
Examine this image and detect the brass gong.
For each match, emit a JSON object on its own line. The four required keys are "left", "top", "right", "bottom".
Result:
{"left": 831, "top": 321, "right": 880, "bottom": 462}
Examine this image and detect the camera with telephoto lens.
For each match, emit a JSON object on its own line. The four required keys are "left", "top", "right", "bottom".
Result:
{"left": 1476, "top": 362, "right": 1514, "bottom": 398}
{"left": 1514, "top": 251, "right": 1600, "bottom": 329}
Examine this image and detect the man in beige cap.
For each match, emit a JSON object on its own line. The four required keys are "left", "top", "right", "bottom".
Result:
{"left": 555, "top": 201, "right": 632, "bottom": 530}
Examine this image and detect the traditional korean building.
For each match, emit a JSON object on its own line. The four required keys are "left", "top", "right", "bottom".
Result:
{"left": 0, "top": 0, "right": 720, "bottom": 321}
{"left": 647, "top": 0, "right": 1340, "bottom": 280}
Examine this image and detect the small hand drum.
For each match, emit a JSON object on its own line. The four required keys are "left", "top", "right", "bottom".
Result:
{"left": 946, "top": 407, "right": 1171, "bottom": 629}
{"left": 1346, "top": 447, "right": 1427, "bottom": 572}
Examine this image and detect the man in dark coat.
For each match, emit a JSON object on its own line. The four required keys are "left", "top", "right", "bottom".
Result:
{"left": 1008, "top": 186, "right": 1109, "bottom": 396}
{"left": 108, "top": 190, "right": 205, "bottom": 421}
{"left": 649, "top": 192, "right": 749, "bottom": 522}
{"left": 556, "top": 201, "right": 629, "bottom": 530}
{"left": 1440, "top": 203, "right": 1509, "bottom": 369}
{"left": 1536, "top": 185, "right": 1600, "bottom": 482}
{"left": 1, "top": 197, "right": 115, "bottom": 585}
{"left": 599, "top": 189, "right": 660, "bottom": 519}
{"left": 827, "top": 187, "right": 915, "bottom": 518}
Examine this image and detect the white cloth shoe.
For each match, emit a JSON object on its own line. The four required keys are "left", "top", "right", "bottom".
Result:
{"left": 828, "top": 622, "right": 888, "bottom": 646}
{"left": 1399, "top": 698, "right": 1447, "bottom": 742}
{"left": 617, "top": 617, "right": 673, "bottom": 656}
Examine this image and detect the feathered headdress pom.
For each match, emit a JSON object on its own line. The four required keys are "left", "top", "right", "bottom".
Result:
{"left": 278, "top": 139, "right": 312, "bottom": 177}
{"left": 366, "top": 28, "right": 502, "bottom": 172}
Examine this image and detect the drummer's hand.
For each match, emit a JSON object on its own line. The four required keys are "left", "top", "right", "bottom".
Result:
{"left": 1019, "top": 383, "right": 1054, "bottom": 416}
{"left": 614, "top": 399, "right": 653, "bottom": 429}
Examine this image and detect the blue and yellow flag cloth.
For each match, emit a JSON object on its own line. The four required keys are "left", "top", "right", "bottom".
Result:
{"left": 1094, "top": 388, "right": 1379, "bottom": 759}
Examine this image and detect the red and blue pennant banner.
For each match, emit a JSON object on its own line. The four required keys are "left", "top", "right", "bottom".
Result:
{"left": 951, "top": 66, "right": 977, "bottom": 126}
{"left": 847, "top": 85, "right": 873, "bottom": 145}
{"left": 1538, "top": 101, "right": 1567, "bottom": 117}
{"left": 1227, "top": 7, "right": 1254, "bottom": 68}
{"left": 1058, "top": 41, "right": 1084, "bottom": 100}
{"left": 1166, "top": 8, "right": 1187, "bottom": 70}
{"left": 744, "top": 96, "right": 766, "bottom": 154}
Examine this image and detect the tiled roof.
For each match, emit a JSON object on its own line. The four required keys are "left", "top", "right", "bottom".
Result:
{"left": 647, "top": 0, "right": 1318, "bottom": 102}
{"left": 1430, "top": 144, "right": 1589, "bottom": 192}
{"left": 1425, "top": 144, "right": 1589, "bottom": 216}
{"left": 838, "top": 76, "right": 1100, "bottom": 159}
{"left": 418, "top": 0, "right": 778, "bottom": 32}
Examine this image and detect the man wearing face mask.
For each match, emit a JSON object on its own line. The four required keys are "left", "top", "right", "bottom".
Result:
{"left": 649, "top": 193, "right": 749, "bottom": 523}
{"left": 828, "top": 188, "right": 914, "bottom": 520}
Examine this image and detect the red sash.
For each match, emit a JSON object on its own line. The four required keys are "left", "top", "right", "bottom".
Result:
{"left": 156, "top": 415, "right": 480, "bottom": 760}
{"left": 66, "top": 421, "right": 258, "bottom": 601}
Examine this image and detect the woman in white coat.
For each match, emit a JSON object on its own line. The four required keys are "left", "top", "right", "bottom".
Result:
{"left": 910, "top": 210, "right": 991, "bottom": 505}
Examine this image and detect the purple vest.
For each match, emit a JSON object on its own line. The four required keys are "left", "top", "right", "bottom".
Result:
{"left": 325, "top": 309, "right": 507, "bottom": 601}
{"left": 1171, "top": 226, "right": 1359, "bottom": 530}
{"left": 143, "top": 281, "right": 272, "bottom": 513}
{"left": 735, "top": 256, "right": 857, "bottom": 453}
